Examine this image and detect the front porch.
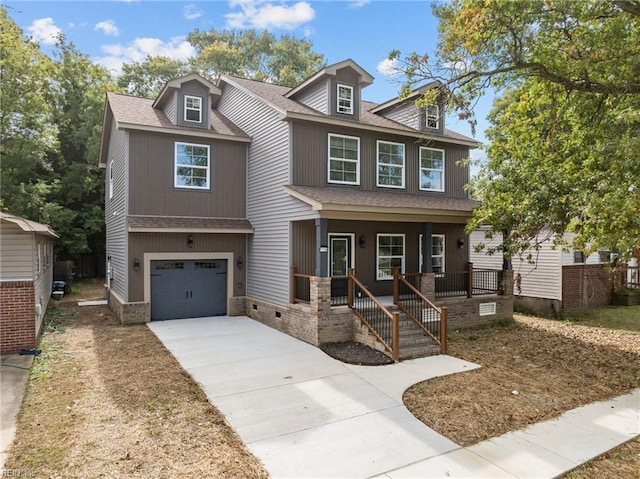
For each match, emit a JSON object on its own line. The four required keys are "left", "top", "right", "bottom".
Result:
{"left": 283, "top": 266, "right": 513, "bottom": 361}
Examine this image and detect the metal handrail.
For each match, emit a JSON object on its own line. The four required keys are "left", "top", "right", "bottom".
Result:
{"left": 348, "top": 269, "right": 399, "bottom": 362}
{"left": 394, "top": 269, "right": 447, "bottom": 354}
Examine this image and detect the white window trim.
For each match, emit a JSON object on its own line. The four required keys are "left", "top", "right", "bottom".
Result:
{"left": 174, "top": 141, "right": 211, "bottom": 190}
{"left": 376, "top": 140, "right": 405, "bottom": 189}
{"left": 108, "top": 160, "right": 114, "bottom": 199}
{"left": 376, "top": 233, "right": 405, "bottom": 281}
{"left": 337, "top": 84, "right": 354, "bottom": 115}
{"left": 419, "top": 233, "right": 446, "bottom": 274}
{"left": 184, "top": 95, "right": 202, "bottom": 123}
{"left": 328, "top": 133, "right": 360, "bottom": 185}
{"left": 431, "top": 234, "right": 446, "bottom": 274}
{"left": 426, "top": 104, "right": 440, "bottom": 129}
{"left": 419, "top": 146, "right": 445, "bottom": 192}
{"left": 328, "top": 233, "right": 355, "bottom": 276}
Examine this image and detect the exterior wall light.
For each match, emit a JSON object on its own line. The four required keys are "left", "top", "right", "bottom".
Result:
{"left": 188, "top": 235, "right": 194, "bottom": 248}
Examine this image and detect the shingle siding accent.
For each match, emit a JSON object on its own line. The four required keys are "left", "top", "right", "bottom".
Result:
{"left": 105, "top": 121, "right": 128, "bottom": 301}
{"left": 218, "top": 83, "right": 311, "bottom": 305}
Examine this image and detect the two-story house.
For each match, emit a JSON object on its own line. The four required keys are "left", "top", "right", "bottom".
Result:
{"left": 100, "top": 59, "right": 513, "bottom": 359}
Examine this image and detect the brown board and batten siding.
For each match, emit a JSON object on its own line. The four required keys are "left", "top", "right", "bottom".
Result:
{"left": 176, "top": 80, "right": 210, "bottom": 129}
{"left": 291, "top": 219, "right": 468, "bottom": 296}
{"left": 331, "top": 68, "right": 361, "bottom": 121}
{"left": 127, "top": 130, "right": 246, "bottom": 218}
{"left": 127, "top": 232, "right": 247, "bottom": 302}
{"left": 290, "top": 120, "right": 470, "bottom": 198}
{"left": 217, "top": 80, "right": 314, "bottom": 305}
{"left": 295, "top": 79, "right": 329, "bottom": 114}
{"left": 105, "top": 119, "right": 129, "bottom": 302}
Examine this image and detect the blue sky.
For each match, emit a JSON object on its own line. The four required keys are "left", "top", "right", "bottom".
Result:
{"left": 5, "top": 0, "right": 493, "bottom": 164}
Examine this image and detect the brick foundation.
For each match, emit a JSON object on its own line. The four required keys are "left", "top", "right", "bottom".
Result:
{"left": 1, "top": 281, "right": 36, "bottom": 355}
{"left": 438, "top": 295, "right": 513, "bottom": 330}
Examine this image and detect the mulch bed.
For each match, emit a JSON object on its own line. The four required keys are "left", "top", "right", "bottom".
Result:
{"left": 320, "top": 341, "right": 394, "bottom": 365}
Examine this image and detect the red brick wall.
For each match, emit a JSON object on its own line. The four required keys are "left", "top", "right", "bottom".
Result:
{"left": 562, "top": 264, "right": 613, "bottom": 312}
{"left": 0, "top": 281, "right": 36, "bottom": 354}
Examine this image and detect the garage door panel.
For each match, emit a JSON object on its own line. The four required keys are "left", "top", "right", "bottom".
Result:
{"left": 151, "top": 259, "right": 228, "bottom": 320}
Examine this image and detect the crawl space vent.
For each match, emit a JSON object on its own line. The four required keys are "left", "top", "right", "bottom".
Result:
{"left": 479, "top": 302, "right": 497, "bottom": 316}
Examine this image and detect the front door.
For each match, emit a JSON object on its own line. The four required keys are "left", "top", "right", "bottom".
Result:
{"left": 329, "top": 234, "right": 353, "bottom": 299}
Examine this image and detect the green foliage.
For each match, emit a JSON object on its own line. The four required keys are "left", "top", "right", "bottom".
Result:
{"left": 0, "top": 7, "right": 58, "bottom": 219}
{"left": 118, "top": 56, "right": 192, "bottom": 98}
{"left": 187, "top": 28, "right": 325, "bottom": 86}
{"left": 1, "top": 7, "right": 116, "bottom": 262}
{"left": 391, "top": 0, "right": 640, "bottom": 260}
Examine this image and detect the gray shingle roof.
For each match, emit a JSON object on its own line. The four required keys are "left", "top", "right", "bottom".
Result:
{"left": 107, "top": 92, "right": 249, "bottom": 139}
{"left": 221, "top": 76, "right": 478, "bottom": 145}
{"left": 285, "top": 185, "right": 477, "bottom": 213}
{"left": 128, "top": 215, "right": 253, "bottom": 232}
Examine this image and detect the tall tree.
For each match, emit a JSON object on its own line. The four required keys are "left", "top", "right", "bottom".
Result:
{"left": 390, "top": 0, "right": 640, "bottom": 260}
{"left": 0, "top": 7, "right": 58, "bottom": 219}
{"left": 187, "top": 28, "right": 325, "bottom": 86}
{"left": 118, "top": 56, "right": 191, "bottom": 98}
{"left": 44, "top": 39, "right": 118, "bottom": 259}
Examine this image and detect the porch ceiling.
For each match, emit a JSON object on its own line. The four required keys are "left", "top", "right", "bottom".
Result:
{"left": 284, "top": 185, "right": 476, "bottom": 224}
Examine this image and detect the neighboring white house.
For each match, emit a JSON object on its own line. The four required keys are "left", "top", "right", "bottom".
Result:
{"left": 0, "top": 212, "right": 57, "bottom": 354}
{"left": 470, "top": 227, "right": 613, "bottom": 316}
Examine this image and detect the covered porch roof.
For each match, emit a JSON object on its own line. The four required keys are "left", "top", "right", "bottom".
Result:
{"left": 284, "top": 185, "right": 477, "bottom": 224}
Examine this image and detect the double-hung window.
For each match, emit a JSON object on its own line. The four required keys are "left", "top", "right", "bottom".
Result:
{"left": 377, "top": 141, "right": 405, "bottom": 188}
{"left": 377, "top": 234, "right": 405, "bottom": 280}
{"left": 328, "top": 134, "right": 360, "bottom": 185}
{"left": 337, "top": 84, "right": 353, "bottom": 114}
{"left": 419, "top": 147, "right": 445, "bottom": 192}
{"left": 425, "top": 104, "right": 439, "bottom": 129}
{"left": 175, "top": 142, "right": 210, "bottom": 189}
{"left": 184, "top": 95, "right": 202, "bottom": 123}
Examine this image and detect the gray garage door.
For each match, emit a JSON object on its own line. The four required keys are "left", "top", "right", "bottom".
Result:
{"left": 150, "top": 259, "right": 227, "bottom": 320}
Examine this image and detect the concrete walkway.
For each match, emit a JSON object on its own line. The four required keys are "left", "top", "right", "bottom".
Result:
{"left": 1, "top": 354, "right": 33, "bottom": 472}
{"left": 149, "top": 315, "right": 639, "bottom": 479}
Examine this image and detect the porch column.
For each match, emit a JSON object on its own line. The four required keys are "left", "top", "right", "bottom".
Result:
{"left": 421, "top": 223, "right": 434, "bottom": 273}
{"left": 315, "top": 218, "right": 328, "bottom": 277}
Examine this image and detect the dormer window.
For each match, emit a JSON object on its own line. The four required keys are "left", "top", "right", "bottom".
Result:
{"left": 337, "top": 84, "right": 353, "bottom": 115}
{"left": 184, "top": 95, "right": 202, "bottom": 123}
{"left": 425, "top": 104, "right": 439, "bottom": 129}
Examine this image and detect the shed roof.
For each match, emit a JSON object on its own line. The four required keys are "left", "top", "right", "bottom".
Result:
{"left": 0, "top": 212, "right": 58, "bottom": 239}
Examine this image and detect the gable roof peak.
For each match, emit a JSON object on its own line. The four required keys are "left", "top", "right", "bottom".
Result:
{"left": 152, "top": 73, "right": 221, "bottom": 109}
{"left": 285, "top": 59, "right": 374, "bottom": 99}
{"left": 369, "top": 80, "right": 443, "bottom": 114}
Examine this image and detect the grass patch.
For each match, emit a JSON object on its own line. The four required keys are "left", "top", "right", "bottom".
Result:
{"left": 564, "top": 305, "right": 640, "bottom": 332}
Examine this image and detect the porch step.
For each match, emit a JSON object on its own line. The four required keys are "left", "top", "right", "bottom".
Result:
{"left": 398, "top": 316, "right": 441, "bottom": 360}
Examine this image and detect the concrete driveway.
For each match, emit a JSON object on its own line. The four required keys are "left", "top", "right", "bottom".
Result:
{"left": 148, "top": 316, "right": 481, "bottom": 478}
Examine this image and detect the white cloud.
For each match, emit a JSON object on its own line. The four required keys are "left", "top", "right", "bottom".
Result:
{"left": 184, "top": 4, "right": 203, "bottom": 20}
{"left": 348, "top": 0, "right": 370, "bottom": 8}
{"left": 27, "top": 17, "right": 62, "bottom": 45}
{"left": 95, "top": 20, "right": 119, "bottom": 37}
{"left": 226, "top": 0, "right": 315, "bottom": 30}
{"left": 95, "top": 36, "right": 195, "bottom": 74}
{"left": 377, "top": 57, "right": 401, "bottom": 77}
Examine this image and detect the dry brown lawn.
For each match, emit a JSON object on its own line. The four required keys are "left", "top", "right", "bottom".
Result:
{"left": 4, "top": 280, "right": 267, "bottom": 479}
{"left": 5, "top": 280, "right": 639, "bottom": 478}
{"left": 404, "top": 311, "right": 640, "bottom": 477}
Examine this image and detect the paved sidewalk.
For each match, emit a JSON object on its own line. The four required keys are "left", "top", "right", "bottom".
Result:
{"left": 1, "top": 354, "right": 33, "bottom": 473}
{"left": 149, "top": 316, "right": 640, "bottom": 479}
